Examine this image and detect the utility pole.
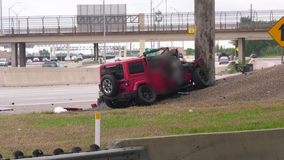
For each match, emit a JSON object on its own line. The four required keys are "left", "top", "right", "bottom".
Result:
{"left": 194, "top": 0, "right": 215, "bottom": 85}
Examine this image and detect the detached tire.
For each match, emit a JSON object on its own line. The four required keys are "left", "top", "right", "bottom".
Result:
{"left": 101, "top": 74, "right": 118, "bottom": 97}
{"left": 192, "top": 68, "right": 209, "bottom": 89}
{"left": 136, "top": 85, "right": 156, "bottom": 105}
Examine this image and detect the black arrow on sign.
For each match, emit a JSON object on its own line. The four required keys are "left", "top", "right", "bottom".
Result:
{"left": 279, "top": 24, "right": 284, "bottom": 41}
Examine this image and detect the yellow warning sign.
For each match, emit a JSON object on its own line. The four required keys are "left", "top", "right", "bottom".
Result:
{"left": 236, "top": 47, "right": 239, "bottom": 52}
{"left": 188, "top": 29, "right": 195, "bottom": 34}
{"left": 268, "top": 17, "right": 284, "bottom": 47}
{"left": 238, "top": 67, "right": 243, "bottom": 72}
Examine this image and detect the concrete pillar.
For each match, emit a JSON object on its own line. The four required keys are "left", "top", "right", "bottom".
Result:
{"left": 119, "top": 47, "right": 122, "bottom": 57}
{"left": 11, "top": 43, "right": 18, "bottom": 67}
{"left": 194, "top": 0, "right": 215, "bottom": 85}
{"left": 124, "top": 45, "right": 127, "bottom": 57}
{"left": 19, "top": 43, "right": 26, "bottom": 67}
{"left": 67, "top": 44, "right": 70, "bottom": 57}
{"left": 238, "top": 38, "right": 245, "bottom": 64}
{"left": 138, "top": 13, "right": 145, "bottom": 31}
{"left": 93, "top": 43, "right": 99, "bottom": 61}
{"left": 139, "top": 39, "right": 145, "bottom": 56}
{"left": 53, "top": 47, "right": 56, "bottom": 56}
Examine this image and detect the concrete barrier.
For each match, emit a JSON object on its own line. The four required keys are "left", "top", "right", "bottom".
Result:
{"left": 107, "top": 128, "right": 284, "bottom": 160}
{"left": 215, "top": 61, "right": 236, "bottom": 74}
{"left": 0, "top": 67, "right": 100, "bottom": 86}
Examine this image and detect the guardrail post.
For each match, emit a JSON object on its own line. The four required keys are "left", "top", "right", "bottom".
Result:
{"left": 12, "top": 28, "right": 14, "bottom": 34}
{"left": 171, "top": 24, "right": 172, "bottom": 31}
{"left": 138, "top": 25, "right": 140, "bottom": 31}
{"left": 42, "top": 27, "right": 44, "bottom": 34}
{"left": 154, "top": 24, "right": 156, "bottom": 31}
{"left": 122, "top": 25, "right": 124, "bottom": 32}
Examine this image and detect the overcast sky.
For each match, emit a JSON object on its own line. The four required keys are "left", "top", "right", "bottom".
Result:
{"left": 3, "top": 0, "right": 283, "bottom": 17}
{"left": 2, "top": 0, "right": 283, "bottom": 52}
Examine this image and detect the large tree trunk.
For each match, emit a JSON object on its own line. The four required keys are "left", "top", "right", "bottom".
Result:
{"left": 194, "top": 0, "right": 215, "bottom": 85}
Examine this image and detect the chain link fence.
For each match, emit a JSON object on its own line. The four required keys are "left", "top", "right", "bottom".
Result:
{"left": 2, "top": 10, "right": 284, "bottom": 35}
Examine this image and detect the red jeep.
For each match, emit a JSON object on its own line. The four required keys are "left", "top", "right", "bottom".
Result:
{"left": 98, "top": 47, "right": 209, "bottom": 108}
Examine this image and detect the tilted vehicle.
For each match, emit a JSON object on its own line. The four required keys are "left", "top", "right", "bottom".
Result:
{"left": 0, "top": 58, "right": 8, "bottom": 67}
{"left": 97, "top": 47, "right": 209, "bottom": 108}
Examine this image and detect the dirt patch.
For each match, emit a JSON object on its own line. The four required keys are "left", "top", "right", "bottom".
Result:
{"left": 160, "top": 64, "right": 284, "bottom": 104}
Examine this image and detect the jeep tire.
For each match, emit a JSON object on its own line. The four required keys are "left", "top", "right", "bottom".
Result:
{"left": 101, "top": 74, "right": 119, "bottom": 97}
{"left": 192, "top": 68, "right": 209, "bottom": 89}
{"left": 136, "top": 84, "right": 157, "bottom": 105}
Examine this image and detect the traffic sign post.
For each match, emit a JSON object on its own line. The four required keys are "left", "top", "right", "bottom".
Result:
{"left": 268, "top": 17, "right": 284, "bottom": 64}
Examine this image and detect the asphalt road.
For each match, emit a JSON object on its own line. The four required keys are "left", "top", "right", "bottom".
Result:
{"left": 253, "top": 58, "right": 282, "bottom": 70}
{"left": 0, "top": 84, "right": 99, "bottom": 115}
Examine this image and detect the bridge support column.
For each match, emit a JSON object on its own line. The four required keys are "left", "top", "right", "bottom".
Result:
{"left": 139, "top": 39, "right": 145, "bottom": 56}
{"left": 124, "top": 45, "right": 127, "bottom": 58}
{"left": 53, "top": 47, "right": 56, "bottom": 56}
{"left": 194, "top": 0, "right": 215, "bottom": 85}
{"left": 11, "top": 43, "right": 18, "bottom": 67}
{"left": 93, "top": 43, "right": 99, "bottom": 61}
{"left": 238, "top": 38, "right": 245, "bottom": 64}
{"left": 19, "top": 43, "right": 26, "bottom": 67}
{"left": 67, "top": 44, "right": 70, "bottom": 58}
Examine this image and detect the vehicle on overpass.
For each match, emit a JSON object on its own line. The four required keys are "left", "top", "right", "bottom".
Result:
{"left": 0, "top": 58, "right": 8, "bottom": 67}
{"left": 42, "top": 61, "right": 66, "bottom": 68}
{"left": 98, "top": 47, "right": 209, "bottom": 108}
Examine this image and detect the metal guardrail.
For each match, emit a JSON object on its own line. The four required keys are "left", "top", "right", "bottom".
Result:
{"left": 1, "top": 10, "right": 284, "bottom": 35}
{"left": 0, "top": 146, "right": 150, "bottom": 160}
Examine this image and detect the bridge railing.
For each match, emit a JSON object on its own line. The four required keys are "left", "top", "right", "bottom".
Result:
{"left": 2, "top": 10, "right": 284, "bottom": 35}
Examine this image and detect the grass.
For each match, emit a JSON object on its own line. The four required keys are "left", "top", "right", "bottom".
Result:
{"left": 228, "top": 65, "right": 238, "bottom": 74}
{"left": 1, "top": 100, "right": 284, "bottom": 158}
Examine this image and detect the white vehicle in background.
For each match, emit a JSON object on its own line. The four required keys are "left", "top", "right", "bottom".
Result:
{"left": 0, "top": 58, "right": 8, "bottom": 67}
{"left": 64, "top": 56, "right": 71, "bottom": 61}
{"left": 114, "top": 55, "right": 122, "bottom": 62}
{"left": 71, "top": 56, "right": 77, "bottom": 60}
{"left": 27, "top": 59, "right": 32, "bottom": 63}
{"left": 219, "top": 56, "right": 229, "bottom": 65}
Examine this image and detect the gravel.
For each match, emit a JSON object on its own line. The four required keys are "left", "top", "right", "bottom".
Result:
{"left": 160, "top": 64, "right": 284, "bottom": 104}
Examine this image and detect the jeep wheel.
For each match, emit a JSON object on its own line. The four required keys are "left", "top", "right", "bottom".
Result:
{"left": 101, "top": 74, "right": 118, "bottom": 97}
{"left": 105, "top": 100, "right": 129, "bottom": 109}
{"left": 136, "top": 85, "right": 157, "bottom": 105}
{"left": 192, "top": 68, "right": 209, "bottom": 89}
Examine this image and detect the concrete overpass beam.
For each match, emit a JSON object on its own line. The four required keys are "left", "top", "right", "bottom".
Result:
{"left": 19, "top": 43, "right": 26, "bottom": 67}
{"left": 139, "top": 39, "right": 145, "bottom": 56}
{"left": 238, "top": 38, "right": 245, "bottom": 64}
{"left": 11, "top": 43, "right": 18, "bottom": 67}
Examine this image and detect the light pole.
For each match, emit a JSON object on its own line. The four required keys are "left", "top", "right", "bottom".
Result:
{"left": 8, "top": 2, "right": 20, "bottom": 34}
{"left": 102, "top": 0, "right": 106, "bottom": 64}
{"left": 12, "top": 8, "right": 26, "bottom": 34}
{"left": 155, "top": 10, "right": 163, "bottom": 48}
